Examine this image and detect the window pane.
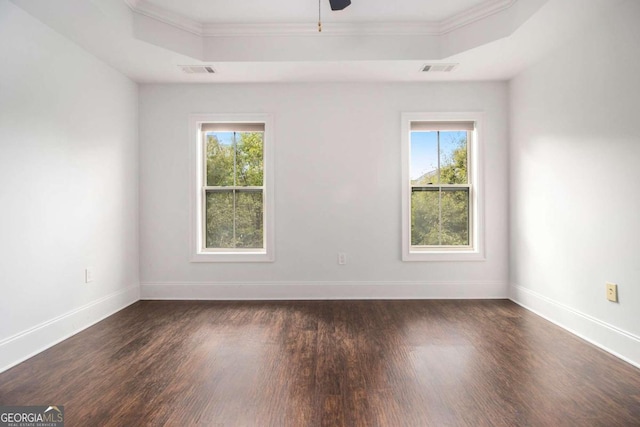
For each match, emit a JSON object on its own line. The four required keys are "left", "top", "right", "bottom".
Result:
{"left": 411, "top": 189, "right": 440, "bottom": 245}
{"left": 236, "top": 132, "right": 264, "bottom": 186}
{"left": 410, "top": 132, "right": 439, "bottom": 185}
{"left": 441, "top": 189, "right": 469, "bottom": 245}
{"left": 206, "top": 132, "right": 235, "bottom": 186}
{"left": 235, "top": 191, "right": 263, "bottom": 248}
{"left": 205, "top": 191, "right": 234, "bottom": 248}
{"left": 439, "top": 131, "right": 468, "bottom": 184}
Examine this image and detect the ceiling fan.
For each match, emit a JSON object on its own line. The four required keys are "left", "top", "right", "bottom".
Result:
{"left": 318, "top": 0, "right": 351, "bottom": 32}
{"left": 328, "top": 0, "right": 351, "bottom": 10}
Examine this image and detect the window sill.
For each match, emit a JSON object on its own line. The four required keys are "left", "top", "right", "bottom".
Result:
{"left": 190, "top": 251, "right": 274, "bottom": 263}
{"left": 402, "top": 250, "right": 485, "bottom": 262}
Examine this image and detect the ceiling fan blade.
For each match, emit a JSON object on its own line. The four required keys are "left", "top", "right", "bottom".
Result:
{"left": 329, "top": 0, "right": 351, "bottom": 11}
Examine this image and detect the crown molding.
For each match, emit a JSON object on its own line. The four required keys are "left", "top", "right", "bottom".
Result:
{"left": 126, "top": 0, "right": 204, "bottom": 35}
{"left": 125, "top": 0, "right": 518, "bottom": 37}
{"left": 440, "top": 0, "right": 517, "bottom": 34}
{"left": 200, "top": 22, "right": 441, "bottom": 37}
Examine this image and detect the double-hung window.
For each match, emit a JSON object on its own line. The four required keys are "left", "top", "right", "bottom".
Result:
{"left": 401, "top": 113, "right": 484, "bottom": 261}
{"left": 190, "top": 114, "right": 274, "bottom": 262}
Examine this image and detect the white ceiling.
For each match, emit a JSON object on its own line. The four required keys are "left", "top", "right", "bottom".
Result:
{"left": 140, "top": 0, "right": 489, "bottom": 23}
{"left": 8, "top": 0, "right": 622, "bottom": 83}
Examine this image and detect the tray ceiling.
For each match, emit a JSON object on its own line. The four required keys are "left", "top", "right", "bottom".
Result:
{"left": 7, "top": 0, "right": 622, "bottom": 83}
{"left": 136, "top": 0, "right": 490, "bottom": 24}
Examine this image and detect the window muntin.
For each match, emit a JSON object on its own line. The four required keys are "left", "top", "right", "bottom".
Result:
{"left": 401, "top": 113, "right": 484, "bottom": 261}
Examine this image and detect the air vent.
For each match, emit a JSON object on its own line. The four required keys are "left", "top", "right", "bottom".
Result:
{"left": 180, "top": 65, "right": 216, "bottom": 74}
{"left": 421, "top": 63, "right": 458, "bottom": 73}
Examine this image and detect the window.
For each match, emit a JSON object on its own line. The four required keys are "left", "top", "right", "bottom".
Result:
{"left": 401, "top": 113, "right": 484, "bottom": 261}
{"left": 190, "top": 114, "right": 274, "bottom": 262}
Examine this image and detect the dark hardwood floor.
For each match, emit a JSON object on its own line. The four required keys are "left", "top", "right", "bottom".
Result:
{"left": 1, "top": 300, "right": 639, "bottom": 426}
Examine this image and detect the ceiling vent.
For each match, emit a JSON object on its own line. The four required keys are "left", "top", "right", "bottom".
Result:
{"left": 180, "top": 65, "right": 215, "bottom": 74}
{"left": 421, "top": 63, "right": 458, "bottom": 73}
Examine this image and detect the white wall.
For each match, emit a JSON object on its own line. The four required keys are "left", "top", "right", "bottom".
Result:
{"left": 0, "top": 1, "right": 139, "bottom": 371}
{"left": 139, "top": 82, "right": 509, "bottom": 299}
{"left": 509, "top": 0, "right": 640, "bottom": 366}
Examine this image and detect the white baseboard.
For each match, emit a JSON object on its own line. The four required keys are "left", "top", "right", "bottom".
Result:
{"left": 510, "top": 284, "right": 640, "bottom": 369}
{"left": 141, "top": 280, "right": 508, "bottom": 300}
{"left": 0, "top": 285, "right": 140, "bottom": 374}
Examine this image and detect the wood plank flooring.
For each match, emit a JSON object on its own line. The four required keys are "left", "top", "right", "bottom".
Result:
{"left": 0, "top": 300, "right": 639, "bottom": 426}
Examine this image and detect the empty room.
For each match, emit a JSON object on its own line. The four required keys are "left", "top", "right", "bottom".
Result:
{"left": 1, "top": 0, "right": 639, "bottom": 425}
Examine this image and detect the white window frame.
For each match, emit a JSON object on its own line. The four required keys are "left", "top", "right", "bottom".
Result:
{"left": 189, "top": 113, "right": 275, "bottom": 262}
{"left": 401, "top": 112, "right": 485, "bottom": 262}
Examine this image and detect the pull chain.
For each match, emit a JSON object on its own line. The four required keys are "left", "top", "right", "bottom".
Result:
{"left": 318, "top": 0, "right": 322, "bottom": 32}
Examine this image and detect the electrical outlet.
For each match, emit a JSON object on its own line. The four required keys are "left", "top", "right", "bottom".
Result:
{"left": 338, "top": 253, "right": 347, "bottom": 265}
{"left": 85, "top": 268, "right": 94, "bottom": 283}
{"left": 606, "top": 283, "right": 618, "bottom": 302}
